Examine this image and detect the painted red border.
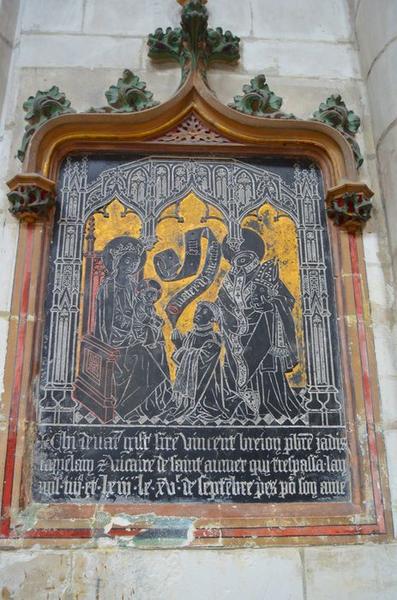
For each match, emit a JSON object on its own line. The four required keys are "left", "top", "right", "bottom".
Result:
{"left": 0, "top": 227, "right": 386, "bottom": 541}
{"left": 348, "top": 233, "right": 385, "bottom": 533}
{"left": 0, "top": 225, "right": 34, "bottom": 537}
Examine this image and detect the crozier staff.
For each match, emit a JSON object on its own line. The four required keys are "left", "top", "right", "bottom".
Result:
{"left": 217, "top": 228, "right": 306, "bottom": 423}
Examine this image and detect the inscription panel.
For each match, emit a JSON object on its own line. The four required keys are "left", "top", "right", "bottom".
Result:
{"left": 33, "top": 155, "right": 349, "bottom": 504}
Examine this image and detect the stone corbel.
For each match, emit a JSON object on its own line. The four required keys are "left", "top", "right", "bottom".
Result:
{"left": 326, "top": 182, "right": 374, "bottom": 232}
{"left": 7, "top": 174, "right": 56, "bottom": 223}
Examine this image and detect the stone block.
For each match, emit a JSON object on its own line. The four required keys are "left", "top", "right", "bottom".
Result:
{"left": 366, "top": 39, "right": 397, "bottom": 143}
{"left": 0, "top": 129, "right": 14, "bottom": 185}
{"left": 0, "top": 0, "right": 20, "bottom": 44}
{"left": 242, "top": 39, "right": 360, "bottom": 79}
{"left": 363, "top": 230, "right": 382, "bottom": 265}
{"left": 379, "top": 375, "right": 397, "bottom": 430}
{"left": 348, "top": 0, "right": 361, "bottom": 15}
{"left": 305, "top": 544, "right": 397, "bottom": 600}
{"left": 207, "top": 70, "right": 264, "bottom": 107}
{"left": 21, "top": 0, "right": 84, "bottom": 33}
{"left": 19, "top": 34, "right": 145, "bottom": 69}
{"left": 72, "top": 548, "right": 304, "bottom": 600}
{"left": 377, "top": 125, "right": 397, "bottom": 284}
{"left": 366, "top": 263, "right": 394, "bottom": 311}
{"left": 83, "top": 0, "right": 180, "bottom": 36}
{"left": 372, "top": 323, "right": 397, "bottom": 378}
{"left": 251, "top": 0, "right": 352, "bottom": 42}
{"left": 0, "top": 37, "right": 12, "bottom": 119}
{"left": 0, "top": 315, "right": 9, "bottom": 393}
{"left": 3, "top": 115, "right": 27, "bottom": 182}
{"left": 150, "top": 69, "right": 182, "bottom": 102}
{"left": 206, "top": 0, "right": 251, "bottom": 37}
{"left": 0, "top": 217, "right": 18, "bottom": 313}
{"left": 356, "top": 0, "right": 397, "bottom": 76}
{"left": 0, "top": 551, "right": 72, "bottom": 599}
{"left": 385, "top": 430, "right": 397, "bottom": 533}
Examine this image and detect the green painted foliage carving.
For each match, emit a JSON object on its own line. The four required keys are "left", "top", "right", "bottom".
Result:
{"left": 147, "top": 0, "right": 239, "bottom": 83}
{"left": 327, "top": 191, "right": 373, "bottom": 230}
{"left": 8, "top": 186, "right": 55, "bottom": 222}
{"left": 17, "top": 86, "right": 75, "bottom": 162}
{"left": 181, "top": 0, "right": 208, "bottom": 57}
{"left": 206, "top": 27, "right": 240, "bottom": 65}
{"left": 148, "top": 27, "right": 184, "bottom": 63}
{"left": 88, "top": 70, "right": 159, "bottom": 113}
{"left": 312, "top": 94, "right": 363, "bottom": 168}
{"left": 229, "top": 75, "right": 294, "bottom": 119}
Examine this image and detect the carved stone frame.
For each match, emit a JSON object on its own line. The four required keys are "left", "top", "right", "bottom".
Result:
{"left": 1, "top": 74, "right": 391, "bottom": 547}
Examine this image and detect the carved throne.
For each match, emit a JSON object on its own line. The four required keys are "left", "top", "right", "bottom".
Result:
{"left": 72, "top": 218, "right": 119, "bottom": 423}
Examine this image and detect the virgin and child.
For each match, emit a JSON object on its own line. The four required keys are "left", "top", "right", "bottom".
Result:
{"left": 93, "top": 236, "right": 171, "bottom": 421}
{"left": 90, "top": 229, "right": 306, "bottom": 425}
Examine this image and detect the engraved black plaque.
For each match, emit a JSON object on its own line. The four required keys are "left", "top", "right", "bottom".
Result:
{"left": 33, "top": 155, "right": 349, "bottom": 504}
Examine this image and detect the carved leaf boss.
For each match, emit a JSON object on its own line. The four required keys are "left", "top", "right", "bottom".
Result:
{"left": 9, "top": 0, "right": 372, "bottom": 229}
{"left": 89, "top": 70, "right": 159, "bottom": 113}
{"left": 228, "top": 74, "right": 295, "bottom": 119}
{"left": 17, "top": 86, "right": 75, "bottom": 163}
{"left": 312, "top": 94, "right": 363, "bottom": 169}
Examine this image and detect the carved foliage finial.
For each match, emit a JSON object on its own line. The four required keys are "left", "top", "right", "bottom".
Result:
{"left": 89, "top": 70, "right": 159, "bottom": 113}
{"left": 312, "top": 94, "right": 363, "bottom": 168}
{"left": 177, "top": 0, "right": 207, "bottom": 5}
{"left": 148, "top": 0, "right": 240, "bottom": 83}
{"left": 18, "top": 86, "right": 75, "bottom": 162}
{"left": 229, "top": 74, "right": 294, "bottom": 119}
{"left": 181, "top": 0, "right": 208, "bottom": 63}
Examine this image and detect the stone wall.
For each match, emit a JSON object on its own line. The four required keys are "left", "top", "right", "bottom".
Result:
{"left": 0, "top": 0, "right": 21, "bottom": 399}
{"left": 0, "top": 0, "right": 396, "bottom": 597}
{"left": 352, "top": 1, "right": 397, "bottom": 537}
{"left": 0, "top": 0, "right": 20, "bottom": 123}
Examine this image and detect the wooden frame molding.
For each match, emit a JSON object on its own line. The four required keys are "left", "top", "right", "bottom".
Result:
{"left": 1, "top": 73, "right": 390, "bottom": 548}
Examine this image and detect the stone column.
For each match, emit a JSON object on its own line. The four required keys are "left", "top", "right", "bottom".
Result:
{"left": 352, "top": 0, "right": 397, "bottom": 531}
{"left": 353, "top": 0, "right": 397, "bottom": 279}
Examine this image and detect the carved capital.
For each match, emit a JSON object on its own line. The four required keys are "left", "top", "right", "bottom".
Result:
{"left": 312, "top": 95, "right": 363, "bottom": 169}
{"left": 7, "top": 174, "right": 56, "bottom": 223}
{"left": 229, "top": 74, "right": 295, "bottom": 118}
{"left": 326, "top": 182, "right": 374, "bottom": 232}
{"left": 18, "top": 86, "right": 75, "bottom": 163}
